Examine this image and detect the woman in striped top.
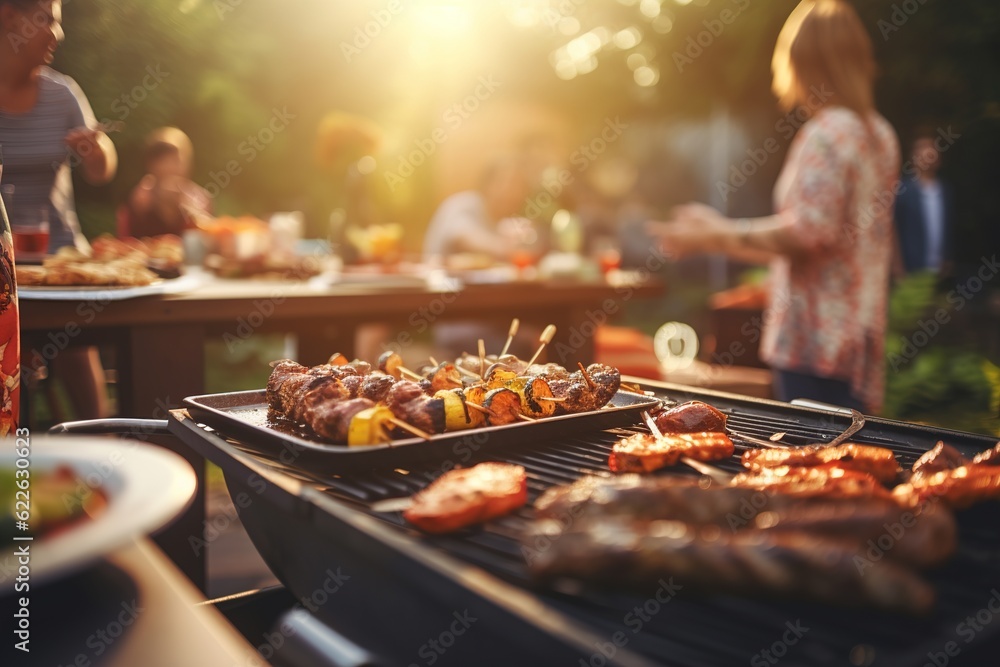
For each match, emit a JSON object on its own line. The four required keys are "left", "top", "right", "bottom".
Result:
{"left": 1, "top": 0, "right": 117, "bottom": 420}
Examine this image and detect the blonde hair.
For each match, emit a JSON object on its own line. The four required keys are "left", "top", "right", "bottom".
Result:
{"left": 143, "top": 127, "right": 194, "bottom": 170}
{"left": 771, "top": 0, "right": 875, "bottom": 118}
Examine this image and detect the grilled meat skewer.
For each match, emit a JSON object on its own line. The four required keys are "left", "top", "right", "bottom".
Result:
{"left": 524, "top": 519, "right": 935, "bottom": 614}
{"left": 610, "top": 431, "right": 734, "bottom": 474}
{"left": 534, "top": 474, "right": 956, "bottom": 568}
{"left": 741, "top": 443, "right": 900, "bottom": 484}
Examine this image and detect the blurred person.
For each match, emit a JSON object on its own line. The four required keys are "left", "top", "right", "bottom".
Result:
{"left": 422, "top": 157, "right": 533, "bottom": 263}
{"left": 423, "top": 157, "right": 539, "bottom": 359}
{"left": 893, "top": 128, "right": 954, "bottom": 276}
{"left": 119, "top": 126, "right": 211, "bottom": 237}
{"left": 0, "top": 0, "right": 117, "bottom": 420}
{"left": 650, "top": 0, "right": 900, "bottom": 413}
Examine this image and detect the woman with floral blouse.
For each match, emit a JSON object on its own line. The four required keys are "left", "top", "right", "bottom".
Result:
{"left": 653, "top": 0, "right": 900, "bottom": 413}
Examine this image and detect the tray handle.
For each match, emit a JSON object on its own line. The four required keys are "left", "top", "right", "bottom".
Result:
{"left": 48, "top": 418, "right": 171, "bottom": 437}
{"left": 273, "top": 608, "right": 383, "bottom": 667}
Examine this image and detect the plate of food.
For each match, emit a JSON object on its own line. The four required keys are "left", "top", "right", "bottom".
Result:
{"left": 0, "top": 437, "right": 197, "bottom": 589}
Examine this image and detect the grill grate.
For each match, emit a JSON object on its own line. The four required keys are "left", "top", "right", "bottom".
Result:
{"left": 216, "top": 384, "right": 1000, "bottom": 666}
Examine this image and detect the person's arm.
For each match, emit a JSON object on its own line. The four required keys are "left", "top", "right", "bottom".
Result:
{"left": 649, "top": 206, "right": 810, "bottom": 264}
{"left": 60, "top": 72, "right": 118, "bottom": 184}
{"left": 652, "top": 119, "right": 851, "bottom": 263}
{"left": 65, "top": 128, "right": 117, "bottom": 185}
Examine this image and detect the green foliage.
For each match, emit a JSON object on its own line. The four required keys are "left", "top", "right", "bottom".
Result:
{"left": 884, "top": 272, "right": 999, "bottom": 435}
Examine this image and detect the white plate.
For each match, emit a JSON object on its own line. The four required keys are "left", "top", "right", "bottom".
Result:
{"left": 0, "top": 437, "right": 196, "bottom": 588}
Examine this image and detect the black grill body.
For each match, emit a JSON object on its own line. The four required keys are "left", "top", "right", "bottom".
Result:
{"left": 170, "top": 380, "right": 1000, "bottom": 667}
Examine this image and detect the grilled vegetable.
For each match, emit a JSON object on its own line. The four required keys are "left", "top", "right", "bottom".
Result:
{"left": 435, "top": 388, "right": 475, "bottom": 431}
{"left": 462, "top": 385, "right": 488, "bottom": 428}
{"left": 483, "top": 387, "right": 522, "bottom": 425}
{"left": 404, "top": 462, "right": 527, "bottom": 533}
{"left": 428, "top": 362, "right": 462, "bottom": 393}
{"left": 484, "top": 364, "right": 518, "bottom": 390}
{"left": 377, "top": 350, "right": 404, "bottom": 379}
{"left": 328, "top": 353, "right": 349, "bottom": 366}
{"left": 347, "top": 405, "right": 394, "bottom": 446}
{"left": 506, "top": 376, "right": 556, "bottom": 418}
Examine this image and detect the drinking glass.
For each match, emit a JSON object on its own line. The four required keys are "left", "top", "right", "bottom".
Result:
{"left": 12, "top": 206, "right": 51, "bottom": 255}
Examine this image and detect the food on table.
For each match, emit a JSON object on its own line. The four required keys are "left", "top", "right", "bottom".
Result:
{"left": 648, "top": 400, "right": 727, "bottom": 433}
{"left": 404, "top": 462, "right": 527, "bottom": 534}
{"left": 264, "top": 350, "right": 622, "bottom": 446}
{"left": 0, "top": 465, "right": 108, "bottom": 543}
{"left": 741, "top": 442, "right": 900, "bottom": 484}
{"left": 14, "top": 234, "right": 182, "bottom": 287}
{"left": 345, "top": 222, "right": 403, "bottom": 264}
{"left": 609, "top": 431, "right": 735, "bottom": 474}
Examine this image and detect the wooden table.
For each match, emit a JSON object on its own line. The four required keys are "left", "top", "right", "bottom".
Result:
{"left": 20, "top": 273, "right": 663, "bottom": 419}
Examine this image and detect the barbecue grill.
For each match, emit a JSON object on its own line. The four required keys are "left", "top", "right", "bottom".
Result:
{"left": 168, "top": 378, "right": 1000, "bottom": 667}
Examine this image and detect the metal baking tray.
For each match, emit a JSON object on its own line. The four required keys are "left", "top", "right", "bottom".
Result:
{"left": 183, "top": 389, "right": 659, "bottom": 473}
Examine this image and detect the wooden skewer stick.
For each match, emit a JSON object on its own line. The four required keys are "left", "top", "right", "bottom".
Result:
{"left": 642, "top": 411, "right": 664, "bottom": 439}
{"left": 679, "top": 456, "right": 732, "bottom": 484}
{"left": 499, "top": 318, "right": 520, "bottom": 357}
{"left": 428, "top": 356, "right": 440, "bottom": 367}
{"left": 478, "top": 339, "right": 487, "bottom": 379}
{"left": 577, "top": 362, "right": 596, "bottom": 390}
{"left": 537, "top": 396, "right": 568, "bottom": 402}
{"left": 465, "top": 402, "right": 497, "bottom": 418}
{"left": 397, "top": 366, "right": 425, "bottom": 381}
{"left": 389, "top": 417, "right": 433, "bottom": 441}
{"left": 517, "top": 414, "right": 537, "bottom": 422}
{"left": 642, "top": 411, "right": 731, "bottom": 483}
{"left": 456, "top": 365, "right": 482, "bottom": 379}
{"left": 525, "top": 325, "right": 557, "bottom": 369}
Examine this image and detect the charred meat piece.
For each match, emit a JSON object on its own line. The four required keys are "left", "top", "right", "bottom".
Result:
{"left": 265, "top": 360, "right": 308, "bottom": 412}
{"left": 404, "top": 462, "right": 527, "bottom": 533}
{"left": 291, "top": 376, "right": 350, "bottom": 424}
{"left": 358, "top": 373, "right": 396, "bottom": 403}
{"left": 305, "top": 397, "right": 375, "bottom": 441}
{"left": 534, "top": 473, "right": 954, "bottom": 567}
{"left": 650, "top": 401, "right": 727, "bottom": 434}
{"left": 730, "top": 466, "right": 895, "bottom": 501}
{"left": 912, "top": 442, "right": 969, "bottom": 481}
{"left": 609, "top": 432, "right": 734, "bottom": 474}
{"left": 524, "top": 519, "right": 935, "bottom": 614}
{"left": 741, "top": 443, "right": 900, "bottom": 483}
{"left": 385, "top": 380, "right": 446, "bottom": 434}
{"left": 893, "top": 464, "right": 1000, "bottom": 509}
